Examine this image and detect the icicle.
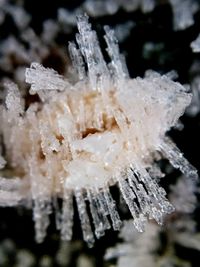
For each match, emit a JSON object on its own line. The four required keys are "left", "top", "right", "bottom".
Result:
{"left": 128, "top": 166, "right": 174, "bottom": 223}
{"left": 103, "top": 188, "right": 122, "bottom": 231}
{"left": 76, "top": 14, "right": 109, "bottom": 91}
{"left": 126, "top": 170, "right": 150, "bottom": 216}
{"left": 95, "top": 191, "right": 111, "bottom": 231}
{"left": 159, "top": 137, "right": 198, "bottom": 180}
{"left": 60, "top": 191, "right": 74, "bottom": 241}
{"left": 75, "top": 189, "right": 95, "bottom": 247}
{"left": 104, "top": 26, "right": 129, "bottom": 83}
{"left": 118, "top": 176, "right": 146, "bottom": 232}
{"left": 52, "top": 197, "right": 62, "bottom": 231}
{"left": 87, "top": 190, "right": 105, "bottom": 238}
{"left": 68, "top": 41, "right": 86, "bottom": 80}
{"left": 33, "top": 199, "right": 52, "bottom": 243}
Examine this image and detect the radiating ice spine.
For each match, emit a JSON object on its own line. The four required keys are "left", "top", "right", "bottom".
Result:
{"left": 0, "top": 14, "right": 197, "bottom": 247}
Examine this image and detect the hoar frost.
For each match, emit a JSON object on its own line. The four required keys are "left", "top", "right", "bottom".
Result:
{"left": 0, "top": 14, "right": 198, "bottom": 247}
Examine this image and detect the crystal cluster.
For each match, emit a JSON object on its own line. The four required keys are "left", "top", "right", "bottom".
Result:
{"left": 0, "top": 14, "right": 197, "bottom": 247}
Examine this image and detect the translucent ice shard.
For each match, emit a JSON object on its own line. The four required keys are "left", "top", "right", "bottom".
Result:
{"left": 75, "top": 189, "right": 95, "bottom": 247}
{"left": 25, "top": 63, "right": 70, "bottom": 95}
{"left": 60, "top": 191, "right": 74, "bottom": 241}
{"left": 159, "top": 137, "right": 198, "bottom": 180}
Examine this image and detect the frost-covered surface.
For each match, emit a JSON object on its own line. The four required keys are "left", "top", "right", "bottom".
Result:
{"left": 0, "top": 14, "right": 197, "bottom": 248}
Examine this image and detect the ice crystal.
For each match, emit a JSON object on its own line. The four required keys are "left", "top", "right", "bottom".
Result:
{"left": 0, "top": 14, "right": 197, "bottom": 247}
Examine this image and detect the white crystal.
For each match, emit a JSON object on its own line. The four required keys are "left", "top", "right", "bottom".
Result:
{"left": 0, "top": 14, "right": 197, "bottom": 247}
{"left": 75, "top": 189, "right": 95, "bottom": 247}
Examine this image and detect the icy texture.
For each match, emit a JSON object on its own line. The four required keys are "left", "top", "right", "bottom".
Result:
{"left": 25, "top": 63, "right": 70, "bottom": 94}
{"left": 0, "top": 14, "right": 197, "bottom": 246}
{"left": 75, "top": 189, "right": 95, "bottom": 248}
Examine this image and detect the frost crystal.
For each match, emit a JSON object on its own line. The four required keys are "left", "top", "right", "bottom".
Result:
{"left": 0, "top": 14, "right": 197, "bottom": 247}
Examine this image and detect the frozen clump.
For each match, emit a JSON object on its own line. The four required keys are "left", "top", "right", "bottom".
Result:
{"left": 0, "top": 14, "right": 197, "bottom": 247}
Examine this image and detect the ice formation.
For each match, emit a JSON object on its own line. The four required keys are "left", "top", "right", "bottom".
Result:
{"left": 0, "top": 14, "right": 198, "bottom": 247}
